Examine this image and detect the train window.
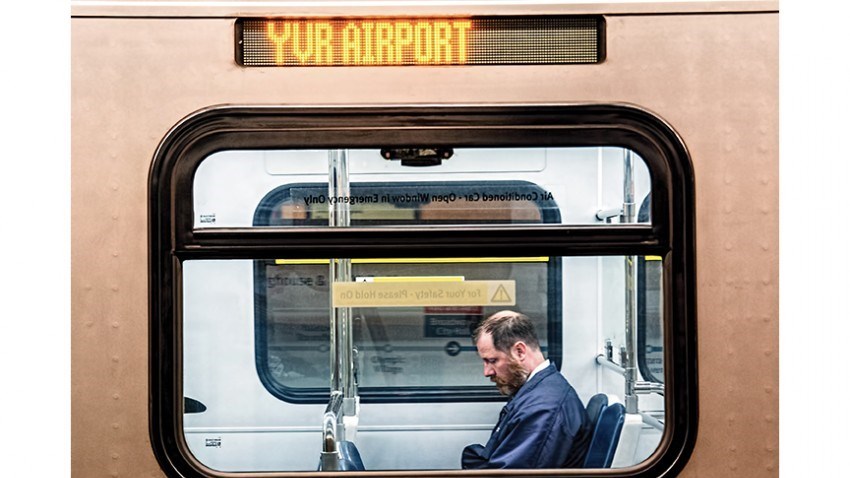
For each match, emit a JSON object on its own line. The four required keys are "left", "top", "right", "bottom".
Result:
{"left": 181, "top": 253, "right": 663, "bottom": 471}
{"left": 637, "top": 194, "right": 664, "bottom": 384}
{"left": 151, "top": 106, "right": 696, "bottom": 477}
{"left": 255, "top": 256, "right": 559, "bottom": 400}
{"left": 253, "top": 181, "right": 561, "bottom": 401}
{"left": 192, "top": 147, "right": 652, "bottom": 229}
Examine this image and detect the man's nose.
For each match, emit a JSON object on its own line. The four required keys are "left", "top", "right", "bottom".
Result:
{"left": 483, "top": 364, "right": 494, "bottom": 377}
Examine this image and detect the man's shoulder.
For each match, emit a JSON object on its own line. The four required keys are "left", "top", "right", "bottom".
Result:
{"left": 518, "top": 365, "right": 575, "bottom": 403}
{"left": 536, "top": 367, "right": 574, "bottom": 395}
{"left": 507, "top": 378, "right": 583, "bottom": 431}
{"left": 534, "top": 364, "right": 571, "bottom": 386}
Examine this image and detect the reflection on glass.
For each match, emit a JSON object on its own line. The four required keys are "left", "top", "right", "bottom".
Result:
{"left": 192, "top": 147, "right": 652, "bottom": 228}
{"left": 257, "top": 181, "right": 555, "bottom": 227}
{"left": 182, "top": 135, "right": 658, "bottom": 475}
{"left": 260, "top": 257, "right": 555, "bottom": 391}
{"left": 181, "top": 255, "right": 665, "bottom": 472}
{"left": 639, "top": 256, "right": 664, "bottom": 384}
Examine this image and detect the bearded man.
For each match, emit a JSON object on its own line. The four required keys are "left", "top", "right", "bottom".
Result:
{"left": 461, "top": 310, "right": 592, "bottom": 469}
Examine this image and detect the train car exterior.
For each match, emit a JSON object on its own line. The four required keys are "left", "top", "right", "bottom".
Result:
{"left": 71, "top": 1, "right": 778, "bottom": 477}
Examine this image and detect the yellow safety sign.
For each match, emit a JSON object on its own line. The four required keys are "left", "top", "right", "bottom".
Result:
{"left": 490, "top": 284, "right": 513, "bottom": 303}
{"left": 332, "top": 280, "right": 516, "bottom": 308}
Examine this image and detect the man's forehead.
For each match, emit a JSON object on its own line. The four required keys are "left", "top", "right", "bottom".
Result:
{"left": 475, "top": 332, "right": 501, "bottom": 355}
{"left": 475, "top": 331, "right": 493, "bottom": 346}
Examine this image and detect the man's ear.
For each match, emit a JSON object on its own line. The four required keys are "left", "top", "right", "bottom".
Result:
{"left": 512, "top": 341, "right": 528, "bottom": 361}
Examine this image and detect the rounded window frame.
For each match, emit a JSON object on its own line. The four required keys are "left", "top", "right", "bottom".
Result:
{"left": 149, "top": 104, "right": 697, "bottom": 477}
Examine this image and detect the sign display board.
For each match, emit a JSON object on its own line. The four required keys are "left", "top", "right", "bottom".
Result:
{"left": 238, "top": 16, "right": 603, "bottom": 66}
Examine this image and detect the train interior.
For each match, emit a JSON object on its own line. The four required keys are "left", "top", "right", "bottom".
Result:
{"left": 180, "top": 146, "right": 666, "bottom": 472}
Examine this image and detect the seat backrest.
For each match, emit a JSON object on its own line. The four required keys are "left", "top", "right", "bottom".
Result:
{"left": 582, "top": 402, "right": 626, "bottom": 468}
{"left": 585, "top": 393, "right": 609, "bottom": 433}
{"left": 338, "top": 440, "right": 366, "bottom": 471}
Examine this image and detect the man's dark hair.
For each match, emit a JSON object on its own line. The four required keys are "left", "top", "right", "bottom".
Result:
{"left": 472, "top": 310, "right": 541, "bottom": 353}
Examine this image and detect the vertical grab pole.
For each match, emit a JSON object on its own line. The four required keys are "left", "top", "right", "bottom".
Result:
{"left": 328, "top": 150, "right": 356, "bottom": 442}
{"left": 621, "top": 149, "right": 639, "bottom": 414}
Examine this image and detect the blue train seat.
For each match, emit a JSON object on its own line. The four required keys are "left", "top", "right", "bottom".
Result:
{"left": 585, "top": 393, "right": 609, "bottom": 433}
{"left": 338, "top": 441, "right": 365, "bottom": 471}
{"left": 583, "top": 402, "right": 626, "bottom": 468}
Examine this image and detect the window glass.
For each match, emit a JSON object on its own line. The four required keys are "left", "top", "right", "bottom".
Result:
{"left": 255, "top": 181, "right": 556, "bottom": 227}
{"left": 192, "top": 147, "right": 651, "bottom": 228}
{"left": 638, "top": 256, "right": 664, "bottom": 383}
{"left": 251, "top": 178, "right": 561, "bottom": 399}
{"left": 181, "top": 254, "right": 665, "bottom": 472}
{"left": 637, "top": 194, "right": 663, "bottom": 384}
{"left": 258, "top": 257, "right": 557, "bottom": 393}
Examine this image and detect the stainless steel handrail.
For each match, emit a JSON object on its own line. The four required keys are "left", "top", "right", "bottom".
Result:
{"left": 639, "top": 412, "right": 664, "bottom": 431}
{"left": 596, "top": 353, "right": 625, "bottom": 375}
{"left": 621, "top": 150, "right": 639, "bottom": 415}
{"left": 322, "top": 391, "right": 344, "bottom": 453}
{"left": 595, "top": 354, "right": 664, "bottom": 396}
{"left": 329, "top": 149, "right": 352, "bottom": 398}
{"left": 594, "top": 354, "right": 665, "bottom": 432}
{"left": 635, "top": 381, "right": 665, "bottom": 396}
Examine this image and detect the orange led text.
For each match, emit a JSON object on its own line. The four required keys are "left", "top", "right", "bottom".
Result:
{"left": 265, "top": 19, "right": 473, "bottom": 66}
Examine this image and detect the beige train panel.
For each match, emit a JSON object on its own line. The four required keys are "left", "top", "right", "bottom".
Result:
{"left": 71, "top": 10, "right": 777, "bottom": 478}
{"left": 624, "top": 14, "right": 777, "bottom": 477}
{"left": 71, "top": 1, "right": 779, "bottom": 18}
{"left": 70, "top": 124, "right": 160, "bottom": 465}
{"left": 72, "top": 18, "right": 161, "bottom": 477}
{"left": 607, "top": 14, "right": 779, "bottom": 477}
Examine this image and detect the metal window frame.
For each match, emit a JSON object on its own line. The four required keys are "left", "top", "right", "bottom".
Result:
{"left": 149, "top": 104, "right": 697, "bottom": 477}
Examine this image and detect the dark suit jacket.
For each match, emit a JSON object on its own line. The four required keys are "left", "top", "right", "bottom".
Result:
{"left": 461, "top": 363, "right": 591, "bottom": 469}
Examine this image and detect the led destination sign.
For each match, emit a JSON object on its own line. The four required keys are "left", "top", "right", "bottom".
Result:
{"left": 238, "top": 16, "right": 602, "bottom": 67}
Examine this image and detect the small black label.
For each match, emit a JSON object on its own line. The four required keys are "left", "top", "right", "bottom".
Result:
{"left": 424, "top": 315, "right": 472, "bottom": 338}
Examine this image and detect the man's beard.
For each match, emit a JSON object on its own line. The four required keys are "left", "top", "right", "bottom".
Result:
{"left": 492, "top": 359, "right": 528, "bottom": 396}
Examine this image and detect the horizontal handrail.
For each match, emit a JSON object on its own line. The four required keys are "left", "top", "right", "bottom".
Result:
{"left": 596, "top": 353, "right": 625, "bottom": 374}
{"left": 595, "top": 354, "right": 664, "bottom": 396}
{"left": 639, "top": 412, "right": 665, "bottom": 431}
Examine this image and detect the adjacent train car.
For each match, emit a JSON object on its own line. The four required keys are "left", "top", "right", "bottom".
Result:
{"left": 71, "top": 1, "right": 778, "bottom": 476}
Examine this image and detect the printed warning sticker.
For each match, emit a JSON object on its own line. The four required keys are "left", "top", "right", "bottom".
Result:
{"left": 332, "top": 280, "right": 516, "bottom": 307}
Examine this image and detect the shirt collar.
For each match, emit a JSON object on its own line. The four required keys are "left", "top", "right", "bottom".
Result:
{"left": 526, "top": 359, "right": 551, "bottom": 382}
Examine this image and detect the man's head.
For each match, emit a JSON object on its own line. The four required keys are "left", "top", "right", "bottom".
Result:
{"left": 472, "top": 310, "right": 546, "bottom": 396}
